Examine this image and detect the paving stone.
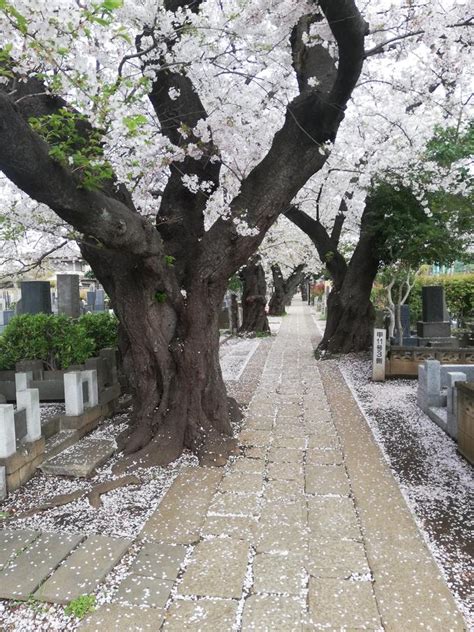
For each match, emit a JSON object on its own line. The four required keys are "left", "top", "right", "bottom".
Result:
{"left": 307, "top": 449, "right": 343, "bottom": 466}
{"left": 264, "top": 479, "right": 304, "bottom": 502}
{"left": 78, "top": 605, "right": 164, "bottom": 631}
{"left": 36, "top": 534, "right": 132, "bottom": 603}
{"left": 219, "top": 471, "right": 263, "bottom": 495}
{"left": 231, "top": 456, "right": 266, "bottom": 474}
{"left": 274, "top": 423, "right": 307, "bottom": 438}
{"left": 308, "top": 497, "right": 361, "bottom": 540}
{"left": 308, "top": 427, "right": 340, "bottom": 450}
{"left": 129, "top": 542, "right": 187, "bottom": 580}
{"left": 141, "top": 467, "right": 222, "bottom": 544}
{"left": 308, "top": 539, "right": 370, "bottom": 578}
{"left": 305, "top": 465, "right": 351, "bottom": 496}
{"left": 163, "top": 598, "right": 238, "bottom": 630}
{"left": 268, "top": 447, "right": 304, "bottom": 464}
{"left": 0, "top": 531, "right": 84, "bottom": 600}
{"left": 243, "top": 447, "right": 267, "bottom": 460}
{"left": 258, "top": 501, "right": 308, "bottom": 555}
{"left": 201, "top": 515, "right": 258, "bottom": 541}
{"left": 238, "top": 429, "right": 272, "bottom": 447}
{"left": 208, "top": 491, "right": 260, "bottom": 516}
{"left": 40, "top": 438, "right": 116, "bottom": 477}
{"left": 178, "top": 538, "right": 248, "bottom": 598}
{"left": 244, "top": 417, "right": 274, "bottom": 431}
{"left": 267, "top": 460, "right": 303, "bottom": 481}
{"left": 308, "top": 577, "right": 381, "bottom": 628}
{"left": 241, "top": 595, "right": 302, "bottom": 631}
{"left": 253, "top": 553, "right": 304, "bottom": 595}
{"left": 272, "top": 435, "right": 306, "bottom": 449}
{"left": 115, "top": 574, "right": 174, "bottom": 608}
{"left": 0, "top": 529, "right": 39, "bottom": 570}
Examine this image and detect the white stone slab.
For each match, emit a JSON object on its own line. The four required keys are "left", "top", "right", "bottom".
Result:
{"left": 64, "top": 371, "right": 84, "bottom": 416}
{"left": 16, "top": 388, "right": 41, "bottom": 442}
{"left": 0, "top": 404, "right": 16, "bottom": 458}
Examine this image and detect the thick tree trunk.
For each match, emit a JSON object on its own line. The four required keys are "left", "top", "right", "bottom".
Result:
{"left": 300, "top": 282, "right": 308, "bottom": 302}
{"left": 268, "top": 264, "right": 305, "bottom": 316}
{"left": 239, "top": 259, "right": 270, "bottom": 334}
{"left": 83, "top": 250, "right": 239, "bottom": 470}
{"left": 318, "top": 209, "right": 380, "bottom": 354}
{"left": 319, "top": 266, "right": 376, "bottom": 353}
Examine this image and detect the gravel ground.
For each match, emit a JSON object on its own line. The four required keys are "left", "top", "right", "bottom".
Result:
{"left": 0, "top": 332, "right": 275, "bottom": 631}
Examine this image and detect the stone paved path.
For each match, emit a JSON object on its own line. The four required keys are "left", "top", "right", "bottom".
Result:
{"left": 81, "top": 303, "right": 465, "bottom": 631}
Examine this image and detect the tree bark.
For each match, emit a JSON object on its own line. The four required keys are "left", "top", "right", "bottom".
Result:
{"left": 85, "top": 248, "right": 238, "bottom": 469}
{"left": 0, "top": 0, "right": 367, "bottom": 466}
{"left": 239, "top": 258, "right": 270, "bottom": 334}
{"left": 268, "top": 264, "right": 305, "bottom": 315}
{"left": 286, "top": 200, "right": 380, "bottom": 353}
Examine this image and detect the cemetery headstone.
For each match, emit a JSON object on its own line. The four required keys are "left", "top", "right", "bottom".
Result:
{"left": 417, "top": 286, "right": 451, "bottom": 339}
{"left": 86, "top": 290, "right": 96, "bottom": 312}
{"left": 95, "top": 289, "right": 105, "bottom": 312}
{"left": 19, "top": 281, "right": 52, "bottom": 315}
{"left": 57, "top": 274, "right": 80, "bottom": 318}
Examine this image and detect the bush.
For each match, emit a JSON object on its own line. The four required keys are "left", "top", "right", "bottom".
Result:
{"left": 408, "top": 274, "right": 474, "bottom": 326}
{"left": 0, "top": 312, "right": 119, "bottom": 371}
{"left": 78, "top": 312, "right": 118, "bottom": 355}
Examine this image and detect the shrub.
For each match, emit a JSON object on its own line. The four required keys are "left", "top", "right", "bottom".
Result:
{"left": 78, "top": 312, "right": 118, "bottom": 355}
{"left": 0, "top": 313, "right": 115, "bottom": 371}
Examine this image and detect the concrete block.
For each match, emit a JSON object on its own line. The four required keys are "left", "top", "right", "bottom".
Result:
{"left": 0, "top": 465, "right": 5, "bottom": 501}
{"left": 64, "top": 371, "right": 83, "bottom": 416}
{"left": 16, "top": 388, "right": 41, "bottom": 442}
{"left": 40, "top": 437, "right": 116, "bottom": 477}
{"left": 0, "top": 529, "right": 40, "bottom": 569}
{"left": 15, "top": 371, "right": 32, "bottom": 392}
{"left": 81, "top": 369, "right": 98, "bottom": 407}
{"left": 0, "top": 404, "right": 16, "bottom": 458}
{"left": 0, "top": 532, "right": 83, "bottom": 600}
{"left": 35, "top": 534, "right": 132, "bottom": 604}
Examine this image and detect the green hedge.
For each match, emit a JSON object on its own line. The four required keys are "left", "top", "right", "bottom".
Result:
{"left": 408, "top": 274, "right": 474, "bottom": 326}
{"left": 0, "top": 312, "right": 118, "bottom": 371}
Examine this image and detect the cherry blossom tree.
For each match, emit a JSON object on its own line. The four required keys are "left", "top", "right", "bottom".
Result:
{"left": 0, "top": 0, "right": 368, "bottom": 467}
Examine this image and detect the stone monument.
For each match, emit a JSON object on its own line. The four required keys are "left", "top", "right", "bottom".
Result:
{"left": 19, "top": 281, "right": 52, "bottom": 315}
{"left": 57, "top": 274, "right": 80, "bottom": 318}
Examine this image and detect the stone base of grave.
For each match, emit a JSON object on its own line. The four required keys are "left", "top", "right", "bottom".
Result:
{"left": 41, "top": 394, "right": 122, "bottom": 464}
{"left": 0, "top": 437, "right": 45, "bottom": 493}
{"left": 40, "top": 437, "right": 116, "bottom": 477}
{"left": 417, "top": 321, "right": 451, "bottom": 338}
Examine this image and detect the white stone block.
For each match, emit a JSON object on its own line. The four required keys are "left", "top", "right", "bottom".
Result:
{"left": 16, "top": 388, "right": 41, "bottom": 442}
{"left": 81, "top": 370, "right": 98, "bottom": 408}
{"left": 15, "top": 371, "right": 32, "bottom": 392}
{"left": 425, "top": 360, "right": 441, "bottom": 395}
{"left": 64, "top": 372, "right": 84, "bottom": 416}
{"left": 0, "top": 465, "right": 6, "bottom": 500}
{"left": 0, "top": 404, "right": 16, "bottom": 458}
{"left": 446, "top": 372, "right": 466, "bottom": 414}
{"left": 372, "top": 328, "right": 386, "bottom": 381}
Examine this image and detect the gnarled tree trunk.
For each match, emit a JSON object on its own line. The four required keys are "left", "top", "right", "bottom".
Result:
{"left": 268, "top": 264, "right": 305, "bottom": 315}
{"left": 239, "top": 258, "right": 270, "bottom": 334}
{"left": 286, "top": 197, "right": 380, "bottom": 353}
{"left": 0, "top": 0, "right": 367, "bottom": 466}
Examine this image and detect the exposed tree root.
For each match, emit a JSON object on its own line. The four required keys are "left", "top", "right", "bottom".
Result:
{"left": 11, "top": 475, "right": 141, "bottom": 519}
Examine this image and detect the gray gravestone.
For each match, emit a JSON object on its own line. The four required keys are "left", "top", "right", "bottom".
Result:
{"left": 422, "top": 286, "right": 446, "bottom": 322}
{"left": 95, "top": 289, "right": 105, "bottom": 312}
{"left": 20, "top": 281, "right": 52, "bottom": 315}
{"left": 417, "top": 285, "right": 451, "bottom": 339}
{"left": 86, "top": 290, "right": 96, "bottom": 312}
{"left": 57, "top": 274, "right": 80, "bottom": 318}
